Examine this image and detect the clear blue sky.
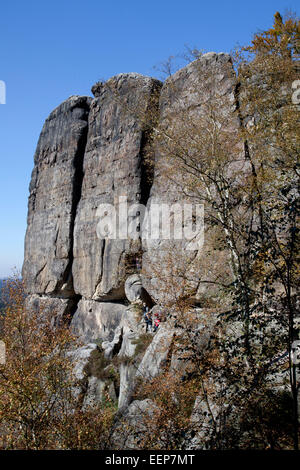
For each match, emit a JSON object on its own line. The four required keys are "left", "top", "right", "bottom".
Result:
{"left": 0, "top": 0, "right": 298, "bottom": 278}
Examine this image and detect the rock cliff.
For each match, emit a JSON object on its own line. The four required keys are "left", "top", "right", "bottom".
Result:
{"left": 23, "top": 53, "right": 278, "bottom": 447}
{"left": 23, "top": 52, "right": 240, "bottom": 411}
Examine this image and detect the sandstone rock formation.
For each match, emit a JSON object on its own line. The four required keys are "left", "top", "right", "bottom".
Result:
{"left": 70, "top": 299, "right": 127, "bottom": 343}
{"left": 72, "top": 74, "right": 161, "bottom": 301}
{"left": 23, "top": 96, "right": 91, "bottom": 297}
{"left": 23, "top": 73, "right": 162, "bottom": 345}
{"left": 142, "top": 52, "right": 241, "bottom": 302}
{"left": 21, "top": 47, "right": 298, "bottom": 449}
{"left": 22, "top": 54, "right": 246, "bottom": 431}
{"left": 23, "top": 53, "right": 238, "bottom": 332}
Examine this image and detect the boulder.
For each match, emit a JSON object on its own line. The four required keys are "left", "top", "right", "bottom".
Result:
{"left": 125, "top": 274, "right": 143, "bottom": 302}
{"left": 136, "top": 324, "right": 174, "bottom": 380}
{"left": 25, "top": 294, "right": 78, "bottom": 325}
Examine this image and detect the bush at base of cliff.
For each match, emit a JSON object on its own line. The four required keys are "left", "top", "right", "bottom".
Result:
{"left": 0, "top": 277, "right": 115, "bottom": 450}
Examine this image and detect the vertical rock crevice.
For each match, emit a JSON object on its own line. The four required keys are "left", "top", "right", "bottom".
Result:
{"left": 72, "top": 75, "right": 162, "bottom": 301}
{"left": 139, "top": 80, "right": 162, "bottom": 207}
{"left": 58, "top": 102, "right": 90, "bottom": 298}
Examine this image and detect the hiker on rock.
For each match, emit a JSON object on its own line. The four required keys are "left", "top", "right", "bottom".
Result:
{"left": 143, "top": 303, "right": 152, "bottom": 332}
{"left": 136, "top": 256, "right": 142, "bottom": 271}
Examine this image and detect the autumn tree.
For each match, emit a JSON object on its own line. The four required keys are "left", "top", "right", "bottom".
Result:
{"left": 67, "top": 12, "right": 299, "bottom": 449}
{"left": 0, "top": 277, "right": 115, "bottom": 449}
{"left": 126, "top": 11, "right": 300, "bottom": 449}
{"left": 235, "top": 11, "right": 300, "bottom": 449}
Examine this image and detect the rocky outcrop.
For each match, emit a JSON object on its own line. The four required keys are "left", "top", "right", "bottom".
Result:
{"left": 104, "top": 303, "right": 145, "bottom": 409}
{"left": 21, "top": 51, "right": 297, "bottom": 450}
{"left": 22, "top": 55, "right": 245, "bottom": 429}
{"left": 142, "top": 52, "right": 241, "bottom": 302}
{"left": 70, "top": 299, "right": 127, "bottom": 343}
{"left": 23, "top": 96, "right": 91, "bottom": 297}
{"left": 72, "top": 74, "right": 162, "bottom": 301}
{"left": 23, "top": 54, "right": 238, "bottom": 318}
{"left": 136, "top": 324, "right": 174, "bottom": 380}
{"left": 24, "top": 294, "right": 78, "bottom": 325}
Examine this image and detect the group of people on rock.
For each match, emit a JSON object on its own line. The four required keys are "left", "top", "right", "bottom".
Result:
{"left": 142, "top": 303, "right": 161, "bottom": 333}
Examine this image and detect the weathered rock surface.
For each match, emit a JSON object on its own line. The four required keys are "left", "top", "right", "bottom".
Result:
{"left": 112, "top": 304, "right": 144, "bottom": 409}
{"left": 23, "top": 96, "right": 91, "bottom": 296}
{"left": 68, "top": 343, "right": 98, "bottom": 381}
{"left": 21, "top": 57, "right": 257, "bottom": 434}
{"left": 23, "top": 56, "right": 238, "bottom": 307}
{"left": 101, "top": 302, "right": 173, "bottom": 410}
{"left": 22, "top": 58, "right": 240, "bottom": 421}
{"left": 70, "top": 299, "right": 126, "bottom": 343}
{"left": 25, "top": 294, "right": 78, "bottom": 324}
{"left": 125, "top": 274, "right": 143, "bottom": 302}
{"left": 72, "top": 74, "right": 162, "bottom": 301}
{"left": 142, "top": 52, "right": 241, "bottom": 302}
{"left": 136, "top": 324, "right": 174, "bottom": 380}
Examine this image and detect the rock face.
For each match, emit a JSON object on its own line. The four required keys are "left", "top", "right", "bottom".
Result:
{"left": 142, "top": 52, "right": 241, "bottom": 302}
{"left": 23, "top": 54, "right": 238, "bottom": 326}
{"left": 23, "top": 74, "right": 162, "bottom": 363}
{"left": 23, "top": 96, "right": 91, "bottom": 297}
{"left": 72, "top": 74, "right": 162, "bottom": 301}
{"left": 21, "top": 53, "right": 297, "bottom": 450}
{"left": 22, "top": 55, "right": 244, "bottom": 434}
{"left": 70, "top": 299, "right": 127, "bottom": 343}
{"left": 136, "top": 324, "right": 175, "bottom": 380}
